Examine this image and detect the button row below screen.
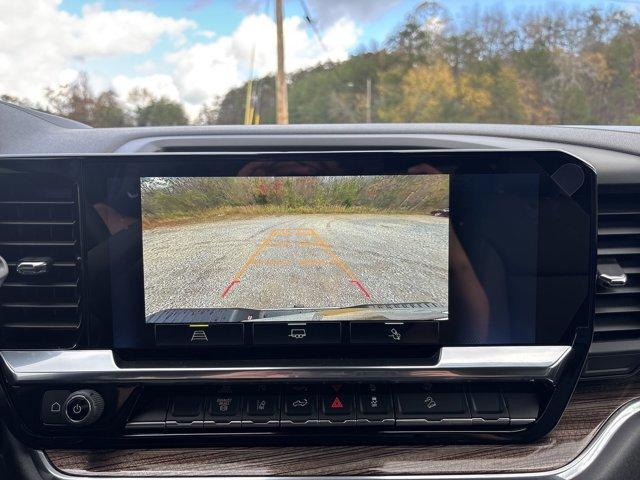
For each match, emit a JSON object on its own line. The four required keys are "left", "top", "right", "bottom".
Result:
{"left": 154, "top": 321, "right": 439, "bottom": 347}
{"left": 125, "top": 383, "right": 539, "bottom": 431}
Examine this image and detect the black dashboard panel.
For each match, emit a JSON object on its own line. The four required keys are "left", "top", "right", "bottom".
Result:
{"left": 0, "top": 108, "right": 639, "bottom": 479}
{"left": 0, "top": 149, "right": 596, "bottom": 449}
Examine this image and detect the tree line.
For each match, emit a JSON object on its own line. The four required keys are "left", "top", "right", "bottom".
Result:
{"left": 4, "top": 2, "right": 640, "bottom": 126}
{"left": 141, "top": 175, "right": 449, "bottom": 223}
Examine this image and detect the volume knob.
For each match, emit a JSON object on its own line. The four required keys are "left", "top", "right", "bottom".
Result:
{"left": 64, "top": 390, "right": 104, "bottom": 426}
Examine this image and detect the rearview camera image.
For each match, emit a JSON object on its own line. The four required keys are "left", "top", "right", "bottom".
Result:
{"left": 141, "top": 175, "right": 449, "bottom": 322}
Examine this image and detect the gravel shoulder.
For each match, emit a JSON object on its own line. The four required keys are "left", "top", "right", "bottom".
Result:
{"left": 142, "top": 214, "right": 448, "bottom": 316}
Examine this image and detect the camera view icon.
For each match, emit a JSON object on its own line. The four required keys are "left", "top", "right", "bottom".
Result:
{"left": 388, "top": 328, "right": 402, "bottom": 341}
{"left": 190, "top": 330, "right": 208, "bottom": 342}
{"left": 288, "top": 328, "right": 307, "bottom": 340}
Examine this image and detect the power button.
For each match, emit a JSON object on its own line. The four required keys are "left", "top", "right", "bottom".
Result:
{"left": 63, "top": 390, "right": 105, "bottom": 426}
{"left": 66, "top": 395, "right": 91, "bottom": 422}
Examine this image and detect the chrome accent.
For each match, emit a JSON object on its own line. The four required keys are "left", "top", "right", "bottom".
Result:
{"left": 395, "top": 418, "right": 472, "bottom": 427}
{"left": 470, "top": 417, "right": 510, "bottom": 427}
{"left": 202, "top": 420, "right": 242, "bottom": 429}
{"left": 241, "top": 420, "right": 280, "bottom": 428}
{"left": 62, "top": 394, "right": 92, "bottom": 425}
{"left": 510, "top": 418, "right": 537, "bottom": 426}
{"left": 0, "top": 346, "right": 572, "bottom": 385}
{"left": 27, "top": 397, "right": 640, "bottom": 479}
{"left": 0, "top": 255, "right": 8, "bottom": 287}
{"left": 165, "top": 420, "right": 204, "bottom": 429}
{"left": 597, "top": 259, "right": 627, "bottom": 288}
{"left": 355, "top": 418, "right": 395, "bottom": 426}
{"left": 316, "top": 419, "right": 358, "bottom": 426}
{"left": 16, "top": 257, "right": 52, "bottom": 276}
{"left": 280, "top": 419, "right": 322, "bottom": 427}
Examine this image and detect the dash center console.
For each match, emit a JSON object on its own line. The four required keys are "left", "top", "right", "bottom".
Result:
{"left": 0, "top": 149, "right": 596, "bottom": 447}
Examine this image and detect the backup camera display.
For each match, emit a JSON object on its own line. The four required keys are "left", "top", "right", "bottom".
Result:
{"left": 141, "top": 175, "right": 449, "bottom": 322}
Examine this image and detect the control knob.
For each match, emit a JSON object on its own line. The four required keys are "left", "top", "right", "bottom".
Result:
{"left": 63, "top": 389, "right": 104, "bottom": 426}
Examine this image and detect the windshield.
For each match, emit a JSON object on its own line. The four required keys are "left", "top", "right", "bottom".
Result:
{"left": 1, "top": 0, "right": 638, "bottom": 127}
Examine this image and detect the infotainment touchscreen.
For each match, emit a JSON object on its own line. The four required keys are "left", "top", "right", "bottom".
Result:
{"left": 140, "top": 175, "right": 449, "bottom": 324}
{"left": 81, "top": 150, "right": 595, "bottom": 351}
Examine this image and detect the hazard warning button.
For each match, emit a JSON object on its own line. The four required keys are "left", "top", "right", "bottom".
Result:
{"left": 321, "top": 386, "right": 354, "bottom": 417}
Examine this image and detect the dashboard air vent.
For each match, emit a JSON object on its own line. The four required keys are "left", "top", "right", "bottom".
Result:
{"left": 585, "top": 185, "right": 640, "bottom": 377}
{"left": 0, "top": 174, "right": 82, "bottom": 348}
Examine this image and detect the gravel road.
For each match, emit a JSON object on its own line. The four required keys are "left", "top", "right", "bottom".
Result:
{"left": 143, "top": 214, "right": 448, "bottom": 316}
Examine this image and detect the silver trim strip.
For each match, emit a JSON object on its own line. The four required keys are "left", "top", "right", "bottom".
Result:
{"left": 0, "top": 346, "right": 571, "bottom": 385}
{"left": 28, "top": 397, "right": 640, "bottom": 479}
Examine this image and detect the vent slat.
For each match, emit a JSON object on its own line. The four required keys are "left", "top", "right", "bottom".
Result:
{"left": 599, "top": 226, "right": 640, "bottom": 236}
{"left": 589, "top": 187, "right": 640, "bottom": 378}
{"left": 0, "top": 241, "right": 76, "bottom": 246}
{"left": 0, "top": 220, "right": 75, "bottom": 225}
{"left": 1, "top": 302, "right": 79, "bottom": 309}
{"left": 598, "top": 201, "right": 640, "bottom": 215}
{"left": 0, "top": 201, "right": 75, "bottom": 206}
{"left": 598, "top": 247, "right": 640, "bottom": 256}
{"left": 597, "top": 287, "right": 640, "bottom": 295}
{"left": 2, "top": 322, "right": 80, "bottom": 330}
{"left": 595, "top": 304, "right": 640, "bottom": 315}
{"left": 593, "top": 313, "right": 640, "bottom": 333}
{"left": 0, "top": 173, "right": 82, "bottom": 348}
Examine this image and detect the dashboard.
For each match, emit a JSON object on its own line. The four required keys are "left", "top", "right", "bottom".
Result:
{"left": 1, "top": 100, "right": 640, "bottom": 479}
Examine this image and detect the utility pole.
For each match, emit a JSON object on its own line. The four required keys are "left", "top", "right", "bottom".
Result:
{"left": 365, "top": 77, "right": 372, "bottom": 123}
{"left": 275, "top": 0, "right": 289, "bottom": 124}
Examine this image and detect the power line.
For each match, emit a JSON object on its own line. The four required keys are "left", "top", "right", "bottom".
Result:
{"left": 297, "top": 0, "right": 328, "bottom": 53}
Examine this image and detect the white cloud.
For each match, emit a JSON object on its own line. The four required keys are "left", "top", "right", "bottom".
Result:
{"left": 197, "top": 30, "right": 217, "bottom": 39}
{"left": 158, "top": 13, "right": 360, "bottom": 117}
{"left": 134, "top": 60, "right": 157, "bottom": 74}
{"left": 0, "top": 0, "right": 194, "bottom": 104}
{"left": 72, "top": 3, "right": 195, "bottom": 56}
{"left": 0, "top": 1, "right": 360, "bottom": 121}
{"left": 112, "top": 74, "right": 181, "bottom": 103}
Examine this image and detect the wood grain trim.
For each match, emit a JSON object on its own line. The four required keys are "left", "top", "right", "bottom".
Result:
{"left": 46, "top": 381, "right": 640, "bottom": 477}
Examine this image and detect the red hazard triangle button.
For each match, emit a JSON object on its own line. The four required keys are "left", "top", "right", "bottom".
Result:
{"left": 323, "top": 392, "right": 352, "bottom": 416}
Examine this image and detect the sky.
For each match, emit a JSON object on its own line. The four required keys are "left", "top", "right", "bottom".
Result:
{"left": 0, "top": 0, "right": 638, "bottom": 119}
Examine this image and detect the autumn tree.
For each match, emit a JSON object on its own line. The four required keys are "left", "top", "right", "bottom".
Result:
{"left": 46, "top": 73, "right": 95, "bottom": 125}
{"left": 129, "top": 88, "right": 188, "bottom": 126}
{"left": 93, "top": 91, "right": 130, "bottom": 127}
{"left": 45, "top": 73, "right": 130, "bottom": 127}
